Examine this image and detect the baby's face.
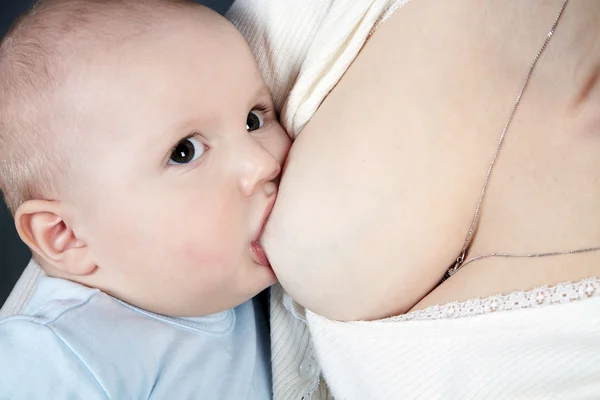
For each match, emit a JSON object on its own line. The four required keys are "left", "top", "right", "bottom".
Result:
{"left": 64, "top": 12, "right": 290, "bottom": 316}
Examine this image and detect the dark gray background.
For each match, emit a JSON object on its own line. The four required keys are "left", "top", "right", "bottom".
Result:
{"left": 0, "top": 0, "right": 235, "bottom": 306}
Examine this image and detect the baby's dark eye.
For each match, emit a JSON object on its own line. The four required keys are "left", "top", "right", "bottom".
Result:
{"left": 246, "top": 110, "right": 265, "bottom": 132}
{"left": 168, "top": 137, "right": 205, "bottom": 165}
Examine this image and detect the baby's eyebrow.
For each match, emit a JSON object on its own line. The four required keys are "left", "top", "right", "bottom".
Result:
{"left": 162, "top": 118, "right": 205, "bottom": 145}
{"left": 169, "top": 118, "right": 200, "bottom": 134}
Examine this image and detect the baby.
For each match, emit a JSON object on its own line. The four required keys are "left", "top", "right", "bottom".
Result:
{"left": 0, "top": 0, "right": 290, "bottom": 398}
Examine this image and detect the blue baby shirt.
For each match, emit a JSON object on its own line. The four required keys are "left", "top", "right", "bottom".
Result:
{"left": 0, "top": 276, "right": 271, "bottom": 399}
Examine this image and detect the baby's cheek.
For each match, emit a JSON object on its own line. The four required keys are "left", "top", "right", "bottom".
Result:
{"left": 136, "top": 193, "right": 242, "bottom": 274}
{"left": 175, "top": 236, "right": 237, "bottom": 278}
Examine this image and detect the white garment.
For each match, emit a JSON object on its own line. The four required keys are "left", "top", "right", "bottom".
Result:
{"left": 307, "top": 279, "right": 600, "bottom": 400}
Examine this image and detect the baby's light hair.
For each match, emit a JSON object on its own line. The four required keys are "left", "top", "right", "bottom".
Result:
{"left": 0, "top": 0, "right": 197, "bottom": 215}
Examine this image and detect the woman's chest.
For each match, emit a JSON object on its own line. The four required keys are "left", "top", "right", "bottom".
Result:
{"left": 273, "top": 0, "right": 600, "bottom": 319}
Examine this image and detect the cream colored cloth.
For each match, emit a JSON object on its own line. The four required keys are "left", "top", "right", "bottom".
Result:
{"left": 0, "top": 259, "right": 43, "bottom": 319}
{"left": 228, "top": 0, "right": 405, "bottom": 137}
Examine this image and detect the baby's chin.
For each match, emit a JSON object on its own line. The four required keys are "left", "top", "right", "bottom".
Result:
{"left": 102, "top": 266, "right": 276, "bottom": 318}
{"left": 199, "top": 265, "right": 278, "bottom": 315}
{"left": 249, "top": 261, "right": 278, "bottom": 293}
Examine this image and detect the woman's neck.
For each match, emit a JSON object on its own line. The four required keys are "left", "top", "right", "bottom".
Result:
{"left": 481, "top": 0, "right": 600, "bottom": 111}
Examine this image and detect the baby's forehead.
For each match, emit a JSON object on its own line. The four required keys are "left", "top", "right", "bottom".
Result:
{"left": 6, "top": 1, "right": 264, "bottom": 134}
{"left": 7, "top": 1, "right": 230, "bottom": 73}
{"left": 4, "top": 0, "right": 257, "bottom": 121}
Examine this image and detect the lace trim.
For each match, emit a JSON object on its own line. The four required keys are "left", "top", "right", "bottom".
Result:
{"left": 385, "top": 277, "right": 600, "bottom": 322}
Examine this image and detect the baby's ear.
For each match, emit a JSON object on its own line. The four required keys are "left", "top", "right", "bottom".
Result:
{"left": 14, "top": 200, "right": 95, "bottom": 277}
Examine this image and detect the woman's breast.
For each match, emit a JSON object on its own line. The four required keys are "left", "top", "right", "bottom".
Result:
{"left": 262, "top": 0, "right": 600, "bottom": 321}
{"left": 263, "top": 1, "right": 498, "bottom": 321}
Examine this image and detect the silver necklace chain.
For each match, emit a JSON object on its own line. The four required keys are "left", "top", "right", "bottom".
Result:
{"left": 446, "top": 0, "right": 600, "bottom": 278}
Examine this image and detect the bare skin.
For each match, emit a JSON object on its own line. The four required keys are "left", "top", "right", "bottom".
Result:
{"left": 262, "top": 0, "right": 600, "bottom": 321}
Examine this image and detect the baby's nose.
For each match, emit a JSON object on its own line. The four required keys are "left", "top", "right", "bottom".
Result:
{"left": 237, "top": 142, "right": 281, "bottom": 197}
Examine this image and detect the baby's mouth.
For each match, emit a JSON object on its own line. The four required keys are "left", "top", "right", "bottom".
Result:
{"left": 250, "top": 198, "right": 276, "bottom": 266}
{"left": 251, "top": 241, "right": 270, "bottom": 267}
